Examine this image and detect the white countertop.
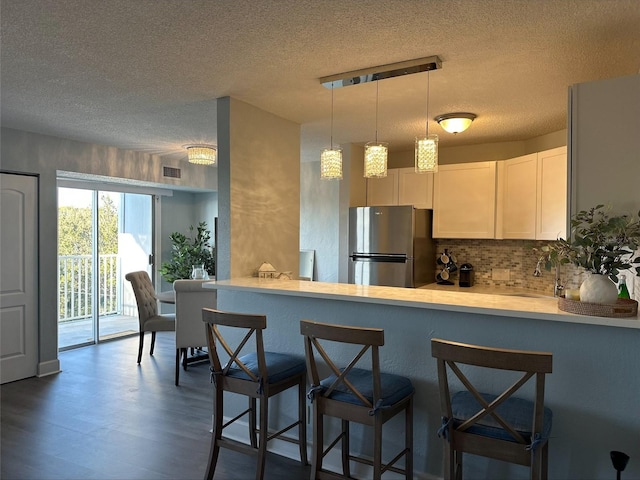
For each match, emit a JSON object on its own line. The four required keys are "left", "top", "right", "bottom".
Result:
{"left": 203, "top": 278, "right": 640, "bottom": 329}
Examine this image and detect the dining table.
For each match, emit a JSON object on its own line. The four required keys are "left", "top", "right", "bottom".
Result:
{"left": 156, "top": 290, "right": 175, "bottom": 304}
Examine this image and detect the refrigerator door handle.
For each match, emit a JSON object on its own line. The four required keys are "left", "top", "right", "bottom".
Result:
{"left": 350, "top": 253, "right": 409, "bottom": 263}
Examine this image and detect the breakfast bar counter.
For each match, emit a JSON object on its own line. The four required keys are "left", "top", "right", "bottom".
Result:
{"left": 202, "top": 277, "right": 640, "bottom": 479}
{"left": 203, "top": 277, "right": 639, "bottom": 329}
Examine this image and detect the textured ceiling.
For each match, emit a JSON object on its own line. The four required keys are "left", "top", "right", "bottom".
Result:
{"left": 1, "top": 0, "right": 639, "bottom": 165}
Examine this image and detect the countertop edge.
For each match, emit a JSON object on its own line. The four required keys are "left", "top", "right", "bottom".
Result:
{"left": 203, "top": 279, "right": 640, "bottom": 329}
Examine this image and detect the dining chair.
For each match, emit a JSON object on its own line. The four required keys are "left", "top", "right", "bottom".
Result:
{"left": 430, "top": 338, "right": 553, "bottom": 480}
{"left": 173, "top": 279, "right": 216, "bottom": 386}
{"left": 300, "top": 319, "right": 414, "bottom": 480}
{"left": 202, "top": 308, "right": 308, "bottom": 480}
{"left": 125, "top": 271, "right": 175, "bottom": 364}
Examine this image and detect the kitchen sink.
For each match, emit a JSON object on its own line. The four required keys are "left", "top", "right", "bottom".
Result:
{"left": 499, "top": 292, "right": 555, "bottom": 299}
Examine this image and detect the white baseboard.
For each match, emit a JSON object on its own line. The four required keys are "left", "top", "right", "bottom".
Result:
{"left": 37, "top": 359, "right": 61, "bottom": 377}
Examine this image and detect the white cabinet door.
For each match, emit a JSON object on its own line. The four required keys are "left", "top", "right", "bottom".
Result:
{"left": 496, "top": 147, "right": 567, "bottom": 240}
{"left": 536, "top": 146, "right": 567, "bottom": 240}
{"left": 433, "top": 161, "right": 497, "bottom": 238}
{"left": 497, "top": 153, "right": 538, "bottom": 239}
{"left": 366, "top": 169, "right": 398, "bottom": 206}
{"left": 398, "top": 167, "right": 434, "bottom": 209}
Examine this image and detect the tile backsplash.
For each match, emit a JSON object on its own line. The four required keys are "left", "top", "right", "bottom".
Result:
{"left": 434, "top": 239, "right": 606, "bottom": 297}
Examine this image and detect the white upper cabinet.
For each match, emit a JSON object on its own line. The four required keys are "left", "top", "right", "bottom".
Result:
{"left": 496, "top": 146, "right": 567, "bottom": 240}
{"left": 536, "top": 146, "right": 567, "bottom": 240}
{"left": 367, "top": 168, "right": 433, "bottom": 208}
{"left": 433, "top": 161, "right": 497, "bottom": 238}
{"left": 496, "top": 153, "right": 539, "bottom": 239}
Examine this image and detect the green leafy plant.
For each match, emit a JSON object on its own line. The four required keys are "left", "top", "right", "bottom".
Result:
{"left": 536, "top": 205, "right": 640, "bottom": 282}
{"left": 159, "top": 222, "right": 215, "bottom": 283}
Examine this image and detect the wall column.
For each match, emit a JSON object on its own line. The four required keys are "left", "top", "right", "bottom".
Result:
{"left": 216, "top": 97, "right": 300, "bottom": 280}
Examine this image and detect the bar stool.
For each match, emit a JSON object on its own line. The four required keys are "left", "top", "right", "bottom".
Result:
{"left": 300, "top": 319, "right": 414, "bottom": 479}
{"left": 203, "top": 308, "right": 308, "bottom": 480}
{"left": 431, "top": 338, "right": 553, "bottom": 480}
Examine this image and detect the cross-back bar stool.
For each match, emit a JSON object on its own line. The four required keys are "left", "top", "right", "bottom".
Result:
{"left": 300, "top": 319, "right": 414, "bottom": 480}
{"left": 203, "top": 308, "right": 308, "bottom": 480}
{"left": 431, "top": 338, "right": 553, "bottom": 480}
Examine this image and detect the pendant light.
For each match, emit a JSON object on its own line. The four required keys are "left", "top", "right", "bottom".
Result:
{"left": 415, "top": 70, "right": 438, "bottom": 173}
{"left": 320, "top": 81, "right": 343, "bottom": 180}
{"left": 364, "top": 80, "right": 388, "bottom": 178}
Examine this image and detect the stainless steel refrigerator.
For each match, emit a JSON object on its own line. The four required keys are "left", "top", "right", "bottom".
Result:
{"left": 348, "top": 206, "right": 436, "bottom": 288}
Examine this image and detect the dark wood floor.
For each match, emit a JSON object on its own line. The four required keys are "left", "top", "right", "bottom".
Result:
{"left": 1, "top": 332, "right": 311, "bottom": 480}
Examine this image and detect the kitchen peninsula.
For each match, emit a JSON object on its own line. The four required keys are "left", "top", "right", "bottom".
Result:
{"left": 204, "top": 277, "right": 640, "bottom": 479}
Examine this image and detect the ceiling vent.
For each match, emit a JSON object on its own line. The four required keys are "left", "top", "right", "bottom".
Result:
{"left": 163, "top": 166, "right": 181, "bottom": 179}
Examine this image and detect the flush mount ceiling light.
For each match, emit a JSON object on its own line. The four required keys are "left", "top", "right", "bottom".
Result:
{"left": 184, "top": 144, "right": 217, "bottom": 165}
{"left": 435, "top": 113, "right": 477, "bottom": 134}
{"left": 320, "top": 81, "right": 343, "bottom": 180}
{"left": 415, "top": 70, "right": 439, "bottom": 173}
{"left": 364, "top": 80, "right": 388, "bottom": 178}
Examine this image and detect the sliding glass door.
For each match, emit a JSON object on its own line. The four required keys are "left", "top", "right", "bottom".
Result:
{"left": 58, "top": 186, "right": 154, "bottom": 349}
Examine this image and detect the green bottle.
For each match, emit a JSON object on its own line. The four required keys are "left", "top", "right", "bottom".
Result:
{"left": 618, "top": 277, "right": 630, "bottom": 299}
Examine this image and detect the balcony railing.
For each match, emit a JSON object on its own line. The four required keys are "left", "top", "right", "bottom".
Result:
{"left": 58, "top": 255, "right": 120, "bottom": 322}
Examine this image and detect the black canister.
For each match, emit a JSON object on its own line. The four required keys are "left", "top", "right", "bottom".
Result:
{"left": 459, "top": 263, "right": 474, "bottom": 287}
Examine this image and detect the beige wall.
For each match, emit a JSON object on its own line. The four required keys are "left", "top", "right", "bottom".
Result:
{"left": 216, "top": 97, "right": 300, "bottom": 280}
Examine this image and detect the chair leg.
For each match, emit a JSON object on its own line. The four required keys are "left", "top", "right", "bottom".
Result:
{"left": 455, "top": 450, "right": 463, "bottom": 480}
{"left": 534, "top": 441, "right": 549, "bottom": 480}
{"left": 249, "top": 397, "right": 258, "bottom": 448}
{"left": 256, "top": 396, "right": 268, "bottom": 480}
{"left": 310, "top": 405, "right": 322, "bottom": 480}
{"left": 137, "top": 332, "right": 144, "bottom": 364}
{"left": 175, "top": 349, "right": 180, "bottom": 386}
{"left": 341, "top": 420, "right": 350, "bottom": 478}
{"left": 183, "top": 348, "right": 188, "bottom": 370}
{"left": 205, "top": 386, "right": 224, "bottom": 480}
{"left": 541, "top": 442, "right": 549, "bottom": 480}
{"left": 298, "top": 376, "right": 308, "bottom": 466}
{"left": 443, "top": 438, "right": 454, "bottom": 480}
{"left": 405, "top": 397, "right": 413, "bottom": 479}
{"left": 373, "top": 417, "right": 382, "bottom": 480}
{"left": 150, "top": 331, "right": 156, "bottom": 356}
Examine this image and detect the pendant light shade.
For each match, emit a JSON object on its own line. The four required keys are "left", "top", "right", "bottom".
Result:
{"left": 184, "top": 145, "right": 217, "bottom": 165}
{"left": 321, "top": 148, "right": 343, "bottom": 179}
{"left": 435, "top": 112, "right": 476, "bottom": 134}
{"left": 321, "top": 82, "right": 343, "bottom": 180}
{"left": 415, "top": 135, "right": 439, "bottom": 172}
{"left": 415, "top": 70, "right": 439, "bottom": 173}
{"left": 364, "top": 142, "right": 388, "bottom": 177}
{"left": 364, "top": 80, "right": 388, "bottom": 178}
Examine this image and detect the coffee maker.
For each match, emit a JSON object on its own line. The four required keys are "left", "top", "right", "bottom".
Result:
{"left": 459, "top": 263, "right": 474, "bottom": 287}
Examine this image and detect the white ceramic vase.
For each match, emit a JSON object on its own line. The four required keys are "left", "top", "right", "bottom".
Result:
{"left": 579, "top": 273, "right": 619, "bottom": 304}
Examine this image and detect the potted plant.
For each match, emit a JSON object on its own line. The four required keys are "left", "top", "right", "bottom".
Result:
{"left": 159, "top": 222, "right": 215, "bottom": 284}
{"left": 537, "top": 205, "right": 640, "bottom": 304}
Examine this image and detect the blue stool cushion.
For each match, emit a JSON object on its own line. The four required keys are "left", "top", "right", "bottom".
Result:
{"left": 318, "top": 367, "right": 414, "bottom": 408}
{"left": 227, "top": 352, "right": 306, "bottom": 384}
{"left": 451, "top": 391, "right": 552, "bottom": 442}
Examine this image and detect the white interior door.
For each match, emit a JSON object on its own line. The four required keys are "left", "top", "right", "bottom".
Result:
{"left": 1, "top": 173, "right": 38, "bottom": 384}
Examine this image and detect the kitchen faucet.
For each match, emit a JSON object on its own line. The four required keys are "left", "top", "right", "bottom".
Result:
{"left": 554, "top": 264, "right": 564, "bottom": 297}
{"left": 533, "top": 256, "right": 544, "bottom": 277}
{"left": 533, "top": 256, "right": 564, "bottom": 296}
